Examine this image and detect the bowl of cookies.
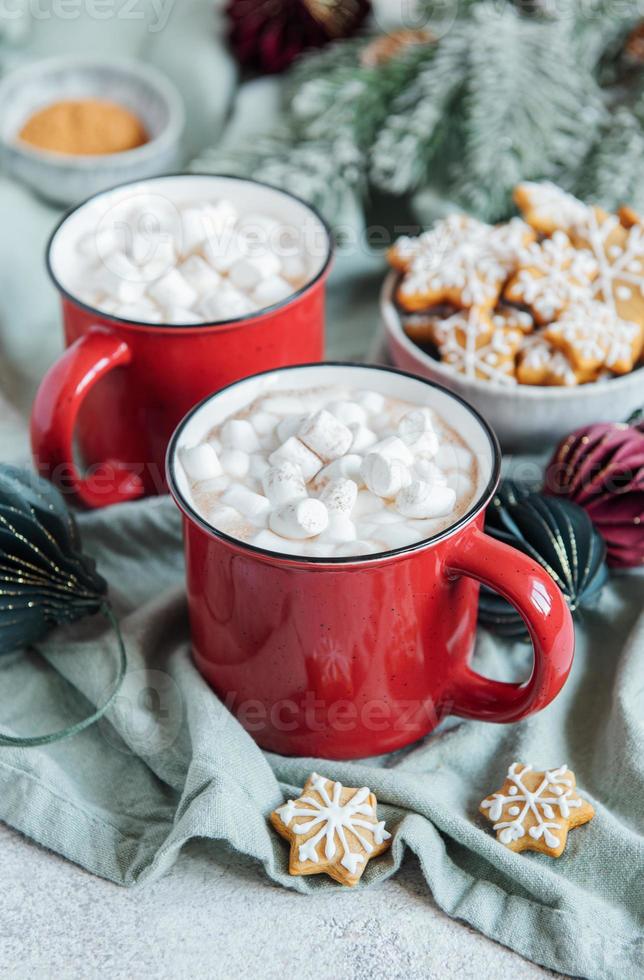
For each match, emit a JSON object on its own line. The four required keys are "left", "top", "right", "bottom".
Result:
{"left": 382, "top": 181, "right": 644, "bottom": 451}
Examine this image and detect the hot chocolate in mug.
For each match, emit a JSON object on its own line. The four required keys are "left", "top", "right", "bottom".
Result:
{"left": 31, "top": 174, "right": 333, "bottom": 508}
{"left": 167, "top": 363, "right": 575, "bottom": 759}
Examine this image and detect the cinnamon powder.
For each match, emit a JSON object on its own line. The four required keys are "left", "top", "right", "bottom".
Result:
{"left": 19, "top": 99, "right": 148, "bottom": 156}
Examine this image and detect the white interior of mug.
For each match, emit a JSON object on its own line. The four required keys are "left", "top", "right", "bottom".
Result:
{"left": 169, "top": 364, "right": 499, "bottom": 560}
{"left": 48, "top": 174, "right": 332, "bottom": 314}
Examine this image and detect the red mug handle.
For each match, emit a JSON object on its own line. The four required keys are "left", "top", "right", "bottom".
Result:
{"left": 444, "top": 527, "right": 575, "bottom": 722}
{"left": 30, "top": 328, "right": 145, "bottom": 509}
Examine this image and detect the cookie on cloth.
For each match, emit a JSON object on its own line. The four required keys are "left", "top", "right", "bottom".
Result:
{"left": 504, "top": 231, "right": 597, "bottom": 324}
{"left": 391, "top": 214, "right": 533, "bottom": 311}
{"left": 544, "top": 299, "right": 643, "bottom": 375}
{"left": 480, "top": 762, "right": 594, "bottom": 857}
{"left": 270, "top": 772, "right": 392, "bottom": 886}
{"left": 513, "top": 181, "right": 591, "bottom": 236}
{"left": 439, "top": 321, "right": 522, "bottom": 385}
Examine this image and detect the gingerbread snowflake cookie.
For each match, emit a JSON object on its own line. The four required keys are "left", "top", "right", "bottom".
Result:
{"left": 270, "top": 772, "right": 392, "bottom": 886}
{"left": 545, "top": 299, "right": 643, "bottom": 374}
{"left": 390, "top": 214, "right": 533, "bottom": 311}
{"left": 504, "top": 231, "right": 597, "bottom": 324}
{"left": 516, "top": 336, "right": 587, "bottom": 387}
{"left": 480, "top": 762, "right": 594, "bottom": 857}
{"left": 438, "top": 320, "right": 522, "bottom": 385}
{"left": 514, "top": 181, "right": 591, "bottom": 236}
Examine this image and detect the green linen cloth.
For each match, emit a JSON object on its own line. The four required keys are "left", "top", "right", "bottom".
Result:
{"left": 0, "top": 494, "right": 642, "bottom": 980}
{"left": 0, "top": 5, "right": 643, "bottom": 978}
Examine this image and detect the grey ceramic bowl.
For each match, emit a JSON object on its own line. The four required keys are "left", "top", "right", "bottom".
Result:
{"left": 0, "top": 56, "right": 185, "bottom": 206}
{"left": 382, "top": 271, "right": 644, "bottom": 452}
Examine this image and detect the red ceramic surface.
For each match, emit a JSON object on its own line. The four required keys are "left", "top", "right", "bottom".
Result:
{"left": 167, "top": 364, "right": 575, "bottom": 759}
{"left": 30, "top": 175, "right": 332, "bottom": 509}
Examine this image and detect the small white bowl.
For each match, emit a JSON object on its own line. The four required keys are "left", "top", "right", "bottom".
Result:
{"left": 0, "top": 56, "right": 185, "bottom": 206}
{"left": 382, "top": 271, "right": 644, "bottom": 452}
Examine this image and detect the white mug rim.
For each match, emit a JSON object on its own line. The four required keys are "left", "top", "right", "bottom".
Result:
{"left": 45, "top": 173, "right": 334, "bottom": 332}
{"left": 166, "top": 362, "right": 502, "bottom": 566}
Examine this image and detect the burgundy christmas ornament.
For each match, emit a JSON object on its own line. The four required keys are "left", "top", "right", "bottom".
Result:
{"left": 226, "top": 0, "right": 371, "bottom": 74}
{"left": 546, "top": 416, "right": 644, "bottom": 568}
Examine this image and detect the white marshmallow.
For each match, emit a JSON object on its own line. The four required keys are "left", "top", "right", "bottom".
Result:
{"left": 369, "top": 509, "right": 407, "bottom": 525}
{"left": 207, "top": 505, "right": 242, "bottom": 532}
{"left": 398, "top": 409, "right": 439, "bottom": 456}
{"left": 202, "top": 232, "right": 247, "bottom": 273}
{"left": 203, "top": 199, "right": 239, "bottom": 235}
{"left": 198, "top": 474, "right": 230, "bottom": 494}
{"left": 260, "top": 396, "right": 308, "bottom": 415}
{"left": 137, "top": 239, "right": 177, "bottom": 281}
{"left": 335, "top": 540, "right": 378, "bottom": 557}
{"left": 198, "top": 286, "right": 254, "bottom": 322}
{"left": 355, "top": 390, "right": 385, "bottom": 415}
{"left": 220, "top": 449, "right": 250, "bottom": 479}
{"left": 277, "top": 414, "right": 307, "bottom": 442}
{"left": 147, "top": 268, "right": 197, "bottom": 310}
{"left": 250, "top": 411, "right": 279, "bottom": 437}
{"left": 115, "top": 301, "right": 162, "bottom": 323}
{"left": 237, "top": 212, "right": 282, "bottom": 248}
{"left": 327, "top": 400, "right": 367, "bottom": 427}
{"left": 269, "top": 499, "right": 329, "bottom": 539}
{"left": 319, "top": 478, "right": 358, "bottom": 515}
{"left": 262, "top": 461, "right": 307, "bottom": 506}
{"left": 349, "top": 423, "right": 377, "bottom": 454}
{"left": 229, "top": 252, "right": 281, "bottom": 291}
{"left": 222, "top": 484, "right": 271, "bottom": 521}
{"left": 353, "top": 490, "right": 384, "bottom": 516}
{"left": 395, "top": 480, "right": 456, "bottom": 519}
{"left": 415, "top": 458, "right": 448, "bottom": 485}
{"left": 165, "top": 306, "right": 202, "bottom": 324}
{"left": 281, "top": 253, "right": 308, "bottom": 286}
{"left": 447, "top": 471, "right": 474, "bottom": 499}
{"left": 269, "top": 437, "right": 322, "bottom": 482}
{"left": 318, "top": 514, "right": 357, "bottom": 545}
{"left": 181, "top": 444, "right": 222, "bottom": 482}
{"left": 250, "top": 528, "right": 301, "bottom": 554}
{"left": 435, "top": 443, "right": 474, "bottom": 472}
{"left": 114, "top": 278, "right": 148, "bottom": 304}
{"left": 315, "top": 454, "right": 364, "bottom": 487}
{"left": 376, "top": 524, "right": 423, "bottom": 550}
{"left": 361, "top": 453, "right": 411, "bottom": 498}
{"left": 178, "top": 255, "right": 221, "bottom": 296}
{"left": 298, "top": 410, "right": 353, "bottom": 462}
{"left": 221, "top": 419, "right": 261, "bottom": 454}
{"left": 253, "top": 275, "right": 292, "bottom": 307}
{"left": 248, "top": 454, "right": 271, "bottom": 481}
{"left": 370, "top": 436, "right": 414, "bottom": 466}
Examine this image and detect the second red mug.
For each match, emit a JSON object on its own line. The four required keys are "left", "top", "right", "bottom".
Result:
{"left": 167, "top": 363, "right": 575, "bottom": 759}
{"left": 31, "top": 174, "right": 333, "bottom": 508}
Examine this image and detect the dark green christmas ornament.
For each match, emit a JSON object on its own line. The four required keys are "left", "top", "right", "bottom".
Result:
{"left": 478, "top": 482, "right": 608, "bottom": 638}
{"left": 0, "top": 465, "right": 126, "bottom": 746}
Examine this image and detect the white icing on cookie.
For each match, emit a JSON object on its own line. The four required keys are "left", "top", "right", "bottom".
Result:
{"left": 546, "top": 299, "right": 641, "bottom": 371}
{"left": 396, "top": 215, "right": 530, "bottom": 307}
{"left": 481, "top": 762, "right": 583, "bottom": 849}
{"left": 508, "top": 231, "right": 596, "bottom": 322}
{"left": 515, "top": 181, "right": 591, "bottom": 232}
{"left": 276, "top": 773, "right": 391, "bottom": 875}
{"left": 439, "top": 326, "right": 520, "bottom": 386}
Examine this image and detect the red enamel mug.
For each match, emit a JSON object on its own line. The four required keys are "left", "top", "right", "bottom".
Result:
{"left": 167, "top": 363, "right": 575, "bottom": 759}
{"left": 31, "top": 174, "right": 333, "bottom": 508}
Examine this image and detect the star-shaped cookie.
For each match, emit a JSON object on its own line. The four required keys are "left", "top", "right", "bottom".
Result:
{"left": 270, "top": 772, "right": 392, "bottom": 886}
{"left": 390, "top": 214, "right": 533, "bottom": 311}
{"left": 480, "top": 762, "right": 595, "bottom": 857}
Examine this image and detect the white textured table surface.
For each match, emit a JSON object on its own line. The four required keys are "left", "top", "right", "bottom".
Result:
{"left": 1, "top": 821, "right": 559, "bottom": 980}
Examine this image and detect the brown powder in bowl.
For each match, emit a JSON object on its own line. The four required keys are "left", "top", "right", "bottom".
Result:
{"left": 18, "top": 99, "right": 148, "bottom": 156}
